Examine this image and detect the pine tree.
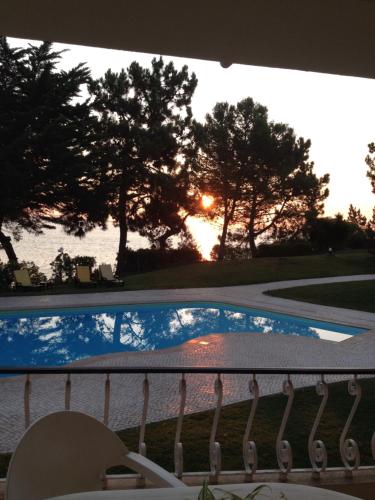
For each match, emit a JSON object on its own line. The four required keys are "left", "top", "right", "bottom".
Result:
{"left": 87, "top": 58, "right": 197, "bottom": 275}
{"left": 0, "top": 37, "right": 92, "bottom": 262}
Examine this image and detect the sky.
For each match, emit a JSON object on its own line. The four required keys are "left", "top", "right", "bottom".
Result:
{"left": 7, "top": 38, "right": 375, "bottom": 257}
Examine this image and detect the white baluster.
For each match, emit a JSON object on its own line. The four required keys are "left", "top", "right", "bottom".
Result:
{"left": 65, "top": 373, "right": 71, "bottom": 411}
{"left": 174, "top": 374, "right": 186, "bottom": 478}
{"left": 209, "top": 374, "right": 223, "bottom": 479}
{"left": 243, "top": 375, "right": 259, "bottom": 479}
{"left": 276, "top": 376, "right": 294, "bottom": 480}
{"left": 139, "top": 374, "right": 149, "bottom": 457}
{"left": 339, "top": 377, "right": 361, "bottom": 476}
{"left": 103, "top": 373, "right": 111, "bottom": 426}
{"left": 24, "top": 374, "right": 31, "bottom": 429}
{"left": 308, "top": 376, "right": 328, "bottom": 477}
{"left": 137, "top": 374, "right": 150, "bottom": 487}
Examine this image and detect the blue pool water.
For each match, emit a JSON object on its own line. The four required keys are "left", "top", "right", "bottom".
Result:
{"left": 0, "top": 302, "right": 366, "bottom": 367}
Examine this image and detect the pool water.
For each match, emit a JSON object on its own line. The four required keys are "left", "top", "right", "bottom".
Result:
{"left": 0, "top": 302, "right": 365, "bottom": 367}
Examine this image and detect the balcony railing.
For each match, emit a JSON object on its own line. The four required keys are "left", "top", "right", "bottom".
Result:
{"left": 1, "top": 366, "right": 375, "bottom": 492}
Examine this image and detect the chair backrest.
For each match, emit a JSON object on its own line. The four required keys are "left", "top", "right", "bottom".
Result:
{"left": 6, "top": 411, "right": 127, "bottom": 500}
{"left": 14, "top": 269, "right": 32, "bottom": 286}
{"left": 99, "top": 264, "right": 114, "bottom": 281}
{"left": 6, "top": 411, "right": 183, "bottom": 500}
{"left": 76, "top": 266, "right": 91, "bottom": 283}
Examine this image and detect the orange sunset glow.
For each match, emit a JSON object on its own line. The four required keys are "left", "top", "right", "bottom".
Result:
{"left": 186, "top": 217, "right": 218, "bottom": 261}
{"left": 202, "top": 194, "right": 214, "bottom": 209}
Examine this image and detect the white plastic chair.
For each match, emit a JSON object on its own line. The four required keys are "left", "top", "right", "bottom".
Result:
{"left": 6, "top": 411, "right": 183, "bottom": 500}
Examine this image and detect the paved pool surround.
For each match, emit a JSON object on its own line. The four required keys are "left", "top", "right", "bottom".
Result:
{"left": 0, "top": 274, "right": 374, "bottom": 453}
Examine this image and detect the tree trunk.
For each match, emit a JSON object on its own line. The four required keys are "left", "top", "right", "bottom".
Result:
{"left": 0, "top": 228, "right": 18, "bottom": 263}
{"left": 157, "top": 216, "right": 188, "bottom": 251}
{"left": 217, "top": 216, "right": 229, "bottom": 261}
{"left": 116, "top": 183, "right": 128, "bottom": 276}
{"left": 248, "top": 194, "right": 258, "bottom": 258}
{"left": 217, "top": 200, "right": 236, "bottom": 262}
{"left": 157, "top": 230, "right": 174, "bottom": 252}
{"left": 248, "top": 229, "right": 257, "bottom": 258}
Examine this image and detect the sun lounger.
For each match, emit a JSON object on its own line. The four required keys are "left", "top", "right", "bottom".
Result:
{"left": 99, "top": 264, "right": 124, "bottom": 286}
{"left": 75, "top": 266, "right": 97, "bottom": 287}
{"left": 14, "top": 269, "right": 48, "bottom": 291}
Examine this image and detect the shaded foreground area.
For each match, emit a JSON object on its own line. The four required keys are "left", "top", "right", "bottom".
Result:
{"left": 1, "top": 378, "right": 374, "bottom": 477}
{"left": 2, "top": 251, "right": 375, "bottom": 296}
{"left": 267, "top": 280, "right": 375, "bottom": 313}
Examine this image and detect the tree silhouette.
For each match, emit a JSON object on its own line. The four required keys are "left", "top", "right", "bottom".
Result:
{"left": 87, "top": 58, "right": 197, "bottom": 275}
{"left": 366, "top": 141, "right": 375, "bottom": 192}
{"left": 347, "top": 204, "right": 367, "bottom": 230}
{"left": 132, "top": 168, "right": 199, "bottom": 250}
{"left": 0, "top": 38, "right": 93, "bottom": 262}
{"left": 195, "top": 98, "right": 329, "bottom": 258}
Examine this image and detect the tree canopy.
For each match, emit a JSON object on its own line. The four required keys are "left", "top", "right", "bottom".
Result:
{"left": 0, "top": 37, "right": 92, "bottom": 262}
{"left": 366, "top": 141, "right": 375, "bottom": 192}
{"left": 193, "top": 98, "right": 329, "bottom": 258}
{"left": 84, "top": 58, "right": 197, "bottom": 274}
{"left": 1, "top": 38, "right": 346, "bottom": 271}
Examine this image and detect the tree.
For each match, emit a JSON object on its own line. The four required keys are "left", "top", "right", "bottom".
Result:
{"left": 195, "top": 98, "right": 329, "bottom": 259}
{"left": 0, "top": 37, "right": 92, "bottom": 263}
{"left": 88, "top": 58, "right": 197, "bottom": 275}
{"left": 192, "top": 102, "right": 244, "bottom": 261}
{"left": 131, "top": 167, "right": 199, "bottom": 250}
{"left": 366, "top": 141, "right": 375, "bottom": 192}
{"left": 308, "top": 213, "right": 358, "bottom": 251}
{"left": 347, "top": 204, "right": 367, "bottom": 230}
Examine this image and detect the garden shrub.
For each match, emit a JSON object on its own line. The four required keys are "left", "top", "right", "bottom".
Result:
{"left": 0, "top": 260, "right": 46, "bottom": 288}
{"left": 50, "top": 251, "right": 74, "bottom": 283}
{"left": 50, "top": 251, "right": 96, "bottom": 283}
{"left": 257, "top": 241, "right": 313, "bottom": 257}
{"left": 210, "top": 244, "right": 251, "bottom": 261}
{"left": 123, "top": 247, "right": 201, "bottom": 273}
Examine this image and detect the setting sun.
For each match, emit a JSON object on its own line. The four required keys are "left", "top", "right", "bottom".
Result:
{"left": 202, "top": 194, "right": 214, "bottom": 209}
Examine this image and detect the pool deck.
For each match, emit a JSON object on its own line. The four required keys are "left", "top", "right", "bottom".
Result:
{"left": 2, "top": 273, "right": 375, "bottom": 328}
{"left": 0, "top": 274, "right": 374, "bottom": 452}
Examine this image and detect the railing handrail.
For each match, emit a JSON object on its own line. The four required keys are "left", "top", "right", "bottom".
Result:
{"left": 0, "top": 366, "right": 374, "bottom": 375}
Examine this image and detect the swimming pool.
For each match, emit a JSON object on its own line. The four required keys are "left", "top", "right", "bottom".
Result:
{"left": 0, "top": 302, "right": 365, "bottom": 367}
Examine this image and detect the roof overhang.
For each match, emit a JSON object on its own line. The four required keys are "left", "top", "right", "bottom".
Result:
{"left": 1, "top": 0, "right": 375, "bottom": 79}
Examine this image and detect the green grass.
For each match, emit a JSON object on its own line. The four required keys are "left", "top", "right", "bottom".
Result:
{"left": 267, "top": 280, "right": 375, "bottom": 313}
{"left": 114, "top": 378, "right": 375, "bottom": 473}
{"left": 1, "top": 251, "right": 375, "bottom": 296}
{"left": 2, "top": 378, "right": 373, "bottom": 477}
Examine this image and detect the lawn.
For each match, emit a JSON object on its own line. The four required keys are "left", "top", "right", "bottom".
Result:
{"left": 267, "top": 280, "right": 375, "bottom": 313}
{"left": 115, "top": 378, "right": 375, "bottom": 473}
{"left": 1, "top": 251, "right": 375, "bottom": 296}
{"left": 1, "top": 378, "right": 374, "bottom": 477}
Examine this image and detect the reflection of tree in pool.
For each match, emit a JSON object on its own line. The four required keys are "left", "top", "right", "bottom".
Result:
{"left": 119, "top": 309, "right": 189, "bottom": 350}
{"left": 170, "top": 308, "right": 320, "bottom": 340}
{"left": 0, "top": 317, "right": 56, "bottom": 365}
{"left": 0, "top": 306, "right": 321, "bottom": 367}
{"left": 247, "top": 316, "right": 320, "bottom": 339}
{"left": 0, "top": 312, "right": 135, "bottom": 366}
{"left": 47, "top": 313, "right": 124, "bottom": 364}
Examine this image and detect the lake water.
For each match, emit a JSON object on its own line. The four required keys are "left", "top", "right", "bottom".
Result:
{"left": 0, "top": 218, "right": 219, "bottom": 276}
{"left": 0, "top": 226, "right": 146, "bottom": 276}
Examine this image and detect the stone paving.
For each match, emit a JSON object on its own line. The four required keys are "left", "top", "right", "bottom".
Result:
{"left": 0, "top": 275, "right": 375, "bottom": 453}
